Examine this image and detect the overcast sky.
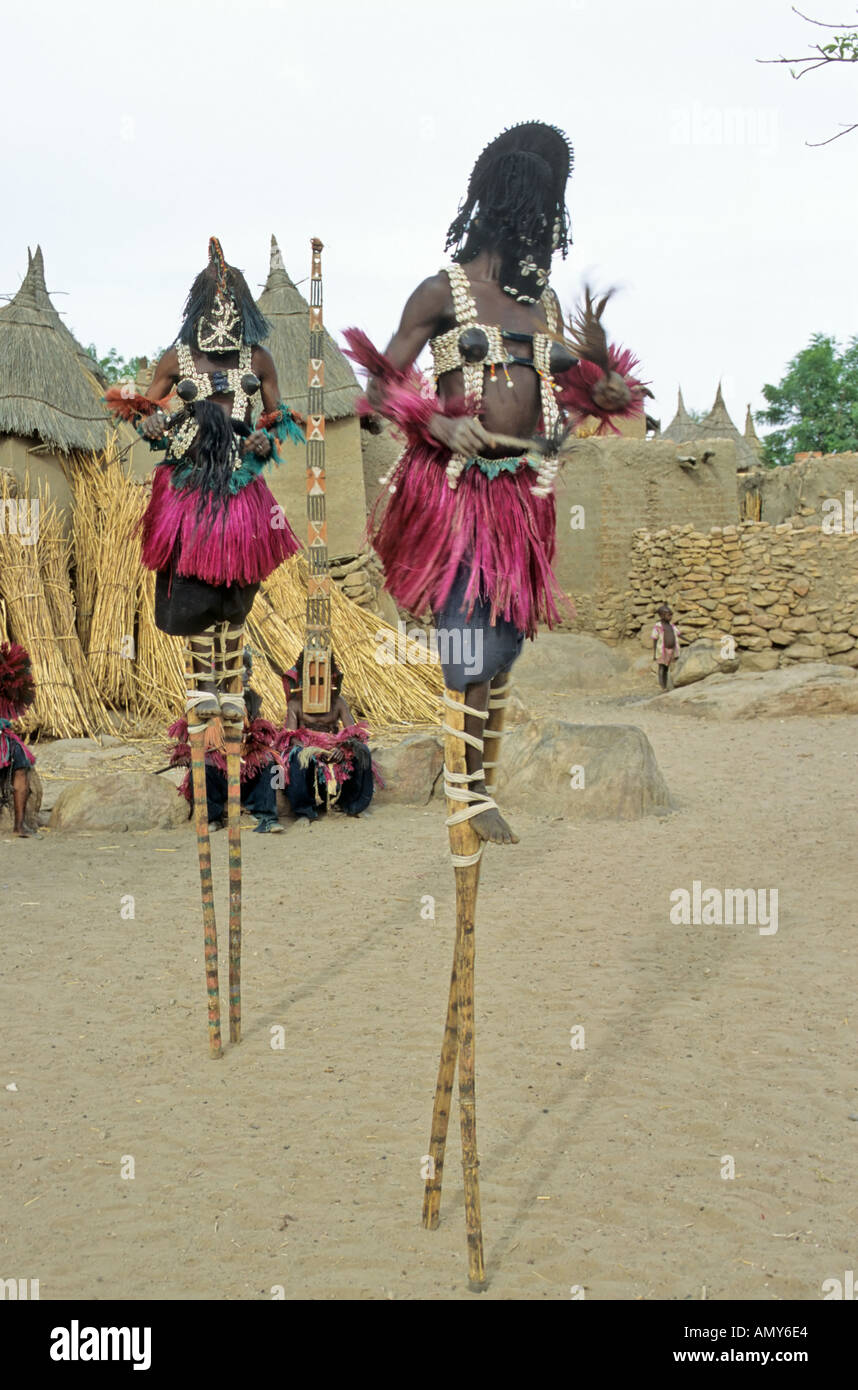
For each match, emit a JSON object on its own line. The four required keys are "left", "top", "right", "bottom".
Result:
{"left": 1, "top": 0, "right": 855, "bottom": 431}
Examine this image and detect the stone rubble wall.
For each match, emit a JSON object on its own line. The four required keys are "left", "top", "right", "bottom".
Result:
{"left": 623, "top": 517, "right": 858, "bottom": 665}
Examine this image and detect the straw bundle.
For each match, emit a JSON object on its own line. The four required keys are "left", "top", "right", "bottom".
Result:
{"left": 79, "top": 450, "right": 146, "bottom": 710}
{"left": 135, "top": 567, "right": 184, "bottom": 723}
{"left": 69, "top": 451, "right": 101, "bottom": 653}
{"left": 258, "top": 556, "right": 443, "bottom": 726}
{"left": 0, "top": 471, "right": 93, "bottom": 738}
{"left": 36, "top": 478, "right": 110, "bottom": 733}
{"left": 135, "top": 567, "right": 289, "bottom": 729}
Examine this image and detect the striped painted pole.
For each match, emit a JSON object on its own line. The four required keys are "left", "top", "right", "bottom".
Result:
{"left": 189, "top": 722, "right": 222, "bottom": 1059}
{"left": 303, "top": 236, "right": 332, "bottom": 714}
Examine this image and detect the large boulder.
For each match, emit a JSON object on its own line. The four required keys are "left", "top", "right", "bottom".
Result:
{"left": 369, "top": 734, "right": 443, "bottom": 806}
{"left": 0, "top": 767, "right": 42, "bottom": 833}
{"left": 494, "top": 718, "right": 672, "bottom": 820}
{"left": 654, "top": 663, "right": 858, "bottom": 720}
{"left": 513, "top": 632, "right": 630, "bottom": 693}
{"left": 672, "top": 640, "right": 740, "bottom": 688}
{"left": 37, "top": 737, "right": 131, "bottom": 773}
{"left": 50, "top": 772, "right": 189, "bottom": 832}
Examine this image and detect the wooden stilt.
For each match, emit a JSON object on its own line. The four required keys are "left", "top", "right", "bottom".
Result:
{"left": 424, "top": 679, "right": 511, "bottom": 1280}
{"left": 188, "top": 720, "right": 222, "bottom": 1059}
{"left": 224, "top": 717, "right": 242, "bottom": 1044}
{"left": 421, "top": 942, "right": 460, "bottom": 1230}
{"left": 426, "top": 687, "right": 486, "bottom": 1287}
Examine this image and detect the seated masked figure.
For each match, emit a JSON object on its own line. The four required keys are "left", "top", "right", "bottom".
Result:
{"left": 275, "top": 653, "right": 380, "bottom": 821}
{"left": 167, "top": 658, "right": 284, "bottom": 834}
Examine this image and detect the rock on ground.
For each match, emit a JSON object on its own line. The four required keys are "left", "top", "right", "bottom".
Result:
{"left": 50, "top": 772, "right": 189, "bottom": 832}
{"left": 653, "top": 663, "right": 858, "bottom": 720}
{"left": 0, "top": 768, "right": 42, "bottom": 833}
{"left": 739, "top": 650, "right": 781, "bottom": 673}
{"left": 495, "top": 718, "right": 672, "bottom": 820}
{"left": 672, "top": 640, "right": 740, "bottom": 688}
{"left": 370, "top": 734, "right": 443, "bottom": 806}
{"left": 514, "top": 632, "right": 629, "bottom": 693}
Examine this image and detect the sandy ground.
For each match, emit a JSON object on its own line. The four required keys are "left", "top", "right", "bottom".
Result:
{"left": 2, "top": 660, "right": 856, "bottom": 1302}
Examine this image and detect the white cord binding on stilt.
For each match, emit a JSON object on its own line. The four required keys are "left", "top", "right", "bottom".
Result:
{"left": 442, "top": 692, "right": 497, "bottom": 864}
{"left": 483, "top": 684, "right": 510, "bottom": 794}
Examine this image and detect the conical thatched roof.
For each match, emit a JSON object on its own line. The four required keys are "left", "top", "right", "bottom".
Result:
{"left": 0, "top": 252, "right": 113, "bottom": 454}
{"left": 660, "top": 387, "right": 695, "bottom": 443}
{"left": 700, "top": 381, "right": 734, "bottom": 434}
{"left": 744, "top": 404, "right": 763, "bottom": 456}
{"left": 24, "top": 247, "right": 106, "bottom": 384}
{"left": 659, "top": 382, "right": 758, "bottom": 471}
{"left": 257, "top": 235, "right": 359, "bottom": 420}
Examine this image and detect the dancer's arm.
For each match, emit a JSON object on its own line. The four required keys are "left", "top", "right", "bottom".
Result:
{"left": 369, "top": 275, "right": 495, "bottom": 456}
{"left": 139, "top": 348, "right": 179, "bottom": 438}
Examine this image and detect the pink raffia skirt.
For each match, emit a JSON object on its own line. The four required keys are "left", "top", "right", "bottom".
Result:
{"left": 140, "top": 465, "right": 300, "bottom": 587}
{"left": 369, "top": 442, "right": 569, "bottom": 638}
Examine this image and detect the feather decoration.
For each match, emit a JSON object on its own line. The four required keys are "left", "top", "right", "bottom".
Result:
{"left": 555, "top": 344, "right": 649, "bottom": 435}
{"left": 104, "top": 387, "right": 173, "bottom": 422}
{"left": 168, "top": 713, "right": 282, "bottom": 802}
{"left": 343, "top": 328, "right": 476, "bottom": 446}
{"left": 140, "top": 465, "right": 300, "bottom": 586}
{"left": 368, "top": 439, "right": 569, "bottom": 636}
{"left": 274, "top": 722, "right": 381, "bottom": 788}
{"left": 0, "top": 641, "right": 36, "bottom": 721}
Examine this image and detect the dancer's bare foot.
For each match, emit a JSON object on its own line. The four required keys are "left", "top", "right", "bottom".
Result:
{"left": 14, "top": 824, "right": 40, "bottom": 839}
{"left": 470, "top": 806, "right": 519, "bottom": 845}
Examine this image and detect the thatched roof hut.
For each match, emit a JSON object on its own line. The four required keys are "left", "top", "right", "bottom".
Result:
{"left": 660, "top": 388, "right": 695, "bottom": 443}
{"left": 256, "top": 235, "right": 368, "bottom": 557}
{"left": 0, "top": 249, "right": 112, "bottom": 454}
{"left": 659, "top": 383, "right": 759, "bottom": 471}
{"left": 23, "top": 246, "right": 106, "bottom": 385}
{"left": 744, "top": 404, "right": 763, "bottom": 458}
{"left": 257, "top": 235, "right": 360, "bottom": 420}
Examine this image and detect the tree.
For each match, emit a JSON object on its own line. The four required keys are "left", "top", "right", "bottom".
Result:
{"left": 86, "top": 344, "right": 160, "bottom": 384}
{"left": 760, "top": 7, "right": 858, "bottom": 145}
{"left": 755, "top": 333, "right": 858, "bottom": 466}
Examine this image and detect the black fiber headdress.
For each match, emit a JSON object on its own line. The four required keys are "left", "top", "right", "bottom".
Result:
{"left": 179, "top": 237, "right": 270, "bottom": 350}
{"left": 445, "top": 122, "right": 573, "bottom": 303}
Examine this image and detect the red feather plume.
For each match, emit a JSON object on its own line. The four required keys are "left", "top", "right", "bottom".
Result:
{"left": 0, "top": 642, "right": 36, "bottom": 721}
{"left": 104, "top": 386, "right": 173, "bottom": 422}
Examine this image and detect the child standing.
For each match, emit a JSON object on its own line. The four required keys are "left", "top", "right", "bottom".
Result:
{"left": 652, "top": 604, "right": 681, "bottom": 690}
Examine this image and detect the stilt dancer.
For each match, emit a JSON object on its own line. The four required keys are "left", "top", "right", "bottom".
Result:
{"left": 105, "top": 237, "right": 304, "bottom": 1055}
{"left": 344, "top": 122, "right": 649, "bottom": 1282}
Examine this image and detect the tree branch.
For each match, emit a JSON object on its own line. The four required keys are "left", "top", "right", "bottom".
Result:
{"left": 807, "top": 120, "right": 858, "bottom": 143}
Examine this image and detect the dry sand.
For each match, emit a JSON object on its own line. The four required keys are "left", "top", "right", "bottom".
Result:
{"left": 2, "top": 659, "right": 856, "bottom": 1301}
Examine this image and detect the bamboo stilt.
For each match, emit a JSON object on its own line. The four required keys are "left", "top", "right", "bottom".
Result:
{"left": 189, "top": 720, "right": 222, "bottom": 1059}
{"left": 424, "top": 679, "right": 511, "bottom": 1277}
{"left": 421, "top": 943, "right": 460, "bottom": 1230}
{"left": 440, "top": 688, "right": 486, "bottom": 1287}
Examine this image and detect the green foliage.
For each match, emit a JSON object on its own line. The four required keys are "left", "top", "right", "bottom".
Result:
{"left": 819, "top": 32, "right": 858, "bottom": 62}
{"left": 86, "top": 344, "right": 162, "bottom": 384}
{"left": 755, "top": 333, "right": 858, "bottom": 467}
{"left": 686, "top": 408, "right": 707, "bottom": 425}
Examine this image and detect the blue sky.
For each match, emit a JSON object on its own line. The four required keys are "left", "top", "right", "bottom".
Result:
{"left": 1, "top": 0, "right": 854, "bottom": 432}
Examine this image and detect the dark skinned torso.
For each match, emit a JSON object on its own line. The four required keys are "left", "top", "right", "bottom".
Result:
{"left": 370, "top": 249, "right": 557, "bottom": 457}
{"left": 143, "top": 344, "right": 281, "bottom": 450}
